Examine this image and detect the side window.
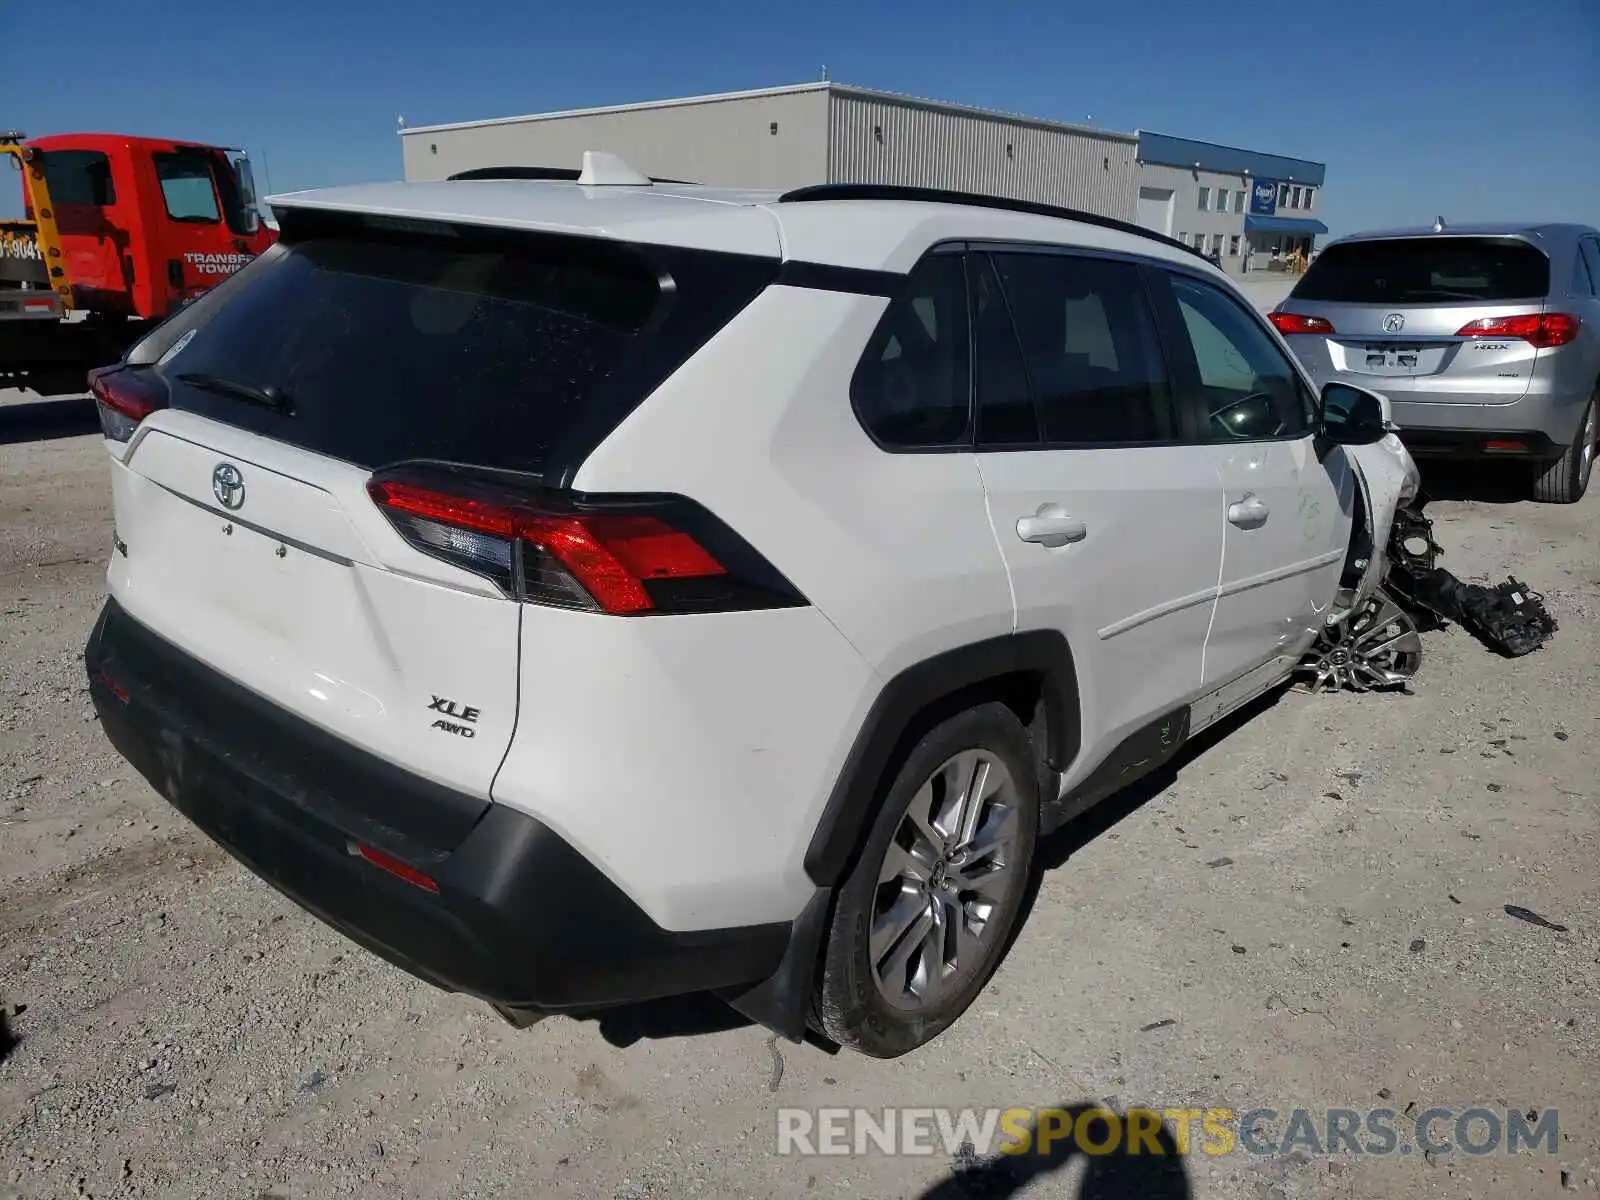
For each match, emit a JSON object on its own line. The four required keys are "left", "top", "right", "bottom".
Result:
{"left": 40, "top": 150, "right": 116, "bottom": 207}
{"left": 972, "top": 255, "right": 1039, "bottom": 446}
{"left": 1574, "top": 248, "right": 1596, "bottom": 297}
{"left": 154, "top": 151, "right": 222, "bottom": 223}
{"left": 1580, "top": 239, "right": 1600, "bottom": 296}
{"left": 989, "top": 252, "right": 1176, "bottom": 445}
{"left": 850, "top": 252, "right": 971, "bottom": 449}
{"left": 1167, "top": 272, "right": 1316, "bottom": 440}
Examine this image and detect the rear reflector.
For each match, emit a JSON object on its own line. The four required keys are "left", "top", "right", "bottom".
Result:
{"left": 1483, "top": 439, "right": 1529, "bottom": 453}
{"left": 90, "top": 367, "right": 168, "bottom": 442}
{"left": 367, "top": 470, "right": 802, "bottom": 616}
{"left": 1269, "top": 311, "right": 1336, "bottom": 336}
{"left": 1455, "top": 312, "right": 1581, "bottom": 349}
{"left": 93, "top": 667, "right": 130, "bottom": 703}
{"left": 350, "top": 841, "right": 440, "bottom": 893}
{"left": 22, "top": 297, "right": 56, "bottom": 314}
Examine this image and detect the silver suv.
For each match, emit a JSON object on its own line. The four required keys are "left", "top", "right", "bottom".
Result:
{"left": 1270, "top": 223, "right": 1600, "bottom": 503}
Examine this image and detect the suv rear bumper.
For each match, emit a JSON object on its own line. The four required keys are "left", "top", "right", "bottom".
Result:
{"left": 85, "top": 598, "right": 791, "bottom": 1015}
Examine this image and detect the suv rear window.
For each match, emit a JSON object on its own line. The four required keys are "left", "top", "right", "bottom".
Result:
{"left": 1292, "top": 237, "right": 1549, "bottom": 304}
{"left": 157, "top": 220, "right": 773, "bottom": 477}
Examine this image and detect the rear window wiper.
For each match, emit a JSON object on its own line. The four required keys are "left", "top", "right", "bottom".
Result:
{"left": 176, "top": 371, "right": 294, "bottom": 415}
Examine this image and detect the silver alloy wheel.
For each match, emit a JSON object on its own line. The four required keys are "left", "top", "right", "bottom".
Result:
{"left": 870, "top": 749, "right": 1022, "bottom": 1011}
{"left": 1297, "top": 588, "right": 1423, "bottom": 693}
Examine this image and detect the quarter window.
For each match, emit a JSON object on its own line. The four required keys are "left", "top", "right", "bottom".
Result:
{"left": 155, "top": 151, "right": 222, "bottom": 223}
{"left": 851, "top": 252, "right": 971, "bottom": 448}
{"left": 1166, "top": 272, "right": 1315, "bottom": 440}
{"left": 1580, "top": 239, "right": 1600, "bottom": 296}
{"left": 983, "top": 252, "right": 1176, "bottom": 446}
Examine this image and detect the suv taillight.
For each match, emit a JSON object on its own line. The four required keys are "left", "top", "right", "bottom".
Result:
{"left": 367, "top": 469, "right": 805, "bottom": 616}
{"left": 1455, "top": 313, "right": 1580, "bottom": 349}
{"left": 90, "top": 367, "right": 168, "bottom": 442}
{"left": 1268, "top": 311, "right": 1336, "bottom": 336}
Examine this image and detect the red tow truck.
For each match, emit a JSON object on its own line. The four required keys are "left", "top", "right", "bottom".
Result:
{"left": 2, "top": 131, "right": 278, "bottom": 396}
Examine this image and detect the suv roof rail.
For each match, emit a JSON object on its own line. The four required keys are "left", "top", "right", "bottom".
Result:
{"left": 445, "top": 164, "right": 699, "bottom": 185}
{"left": 776, "top": 183, "right": 1204, "bottom": 259}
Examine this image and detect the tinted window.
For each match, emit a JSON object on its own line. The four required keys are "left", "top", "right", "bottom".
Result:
{"left": 155, "top": 151, "right": 221, "bottom": 222}
{"left": 1581, "top": 239, "right": 1600, "bottom": 295}
{"left": 972, "top": 255, "right": 1039, "bottom": 446}
{"left": 1574, "top": 248, "right": 1596, "bottom": 297}
{"left": 1169, "top": 273, "right": 1315, "bottom": 440}
{"left": 989, "top": 252, "right": 1174, "bottom": 445}
{"left": 41, "top": 150, "right": 115, "bottom": 207}
{"left": 158, "top": 226, "right": 685, "bottom": 473}
{"left": 1292, "top": 237, "right": 1550, "bottom": 303}
{"left": 852, "top": 253, "right": 971, "bottom": 448}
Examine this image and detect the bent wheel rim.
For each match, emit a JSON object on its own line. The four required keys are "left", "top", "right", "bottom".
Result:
{"left": 870, "top": 749, "right": 1022, "bottom": 1012}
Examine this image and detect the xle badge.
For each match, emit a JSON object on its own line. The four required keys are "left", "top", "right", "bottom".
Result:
{"left": 428, "top": 695, "right": 480, "bottom": 738}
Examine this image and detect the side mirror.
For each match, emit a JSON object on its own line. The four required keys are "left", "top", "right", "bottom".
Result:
{"left": 1318, "top": 382, "right": 1390, "bottom": 445}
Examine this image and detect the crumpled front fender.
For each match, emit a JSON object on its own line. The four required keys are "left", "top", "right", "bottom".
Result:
{"left": 1342, "top": 427, "right": 1421, "bottom": 608}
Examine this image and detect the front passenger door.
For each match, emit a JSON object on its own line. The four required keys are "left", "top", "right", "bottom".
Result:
{"left": 1155, "top": 270, "right": 1355, "bottom": 692}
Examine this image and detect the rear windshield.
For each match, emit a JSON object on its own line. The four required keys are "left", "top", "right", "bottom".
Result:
{"left": 1292, "top": 237, "right": 1550, "bottom": 304}
{"left": 155, "top": 223, "right": 763, "bottom": 476}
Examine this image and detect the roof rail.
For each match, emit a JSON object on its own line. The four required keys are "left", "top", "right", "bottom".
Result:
{"left": 445, "top": 165, "right": 699, "bottom": 185}
{"left": 776, "top": 183, "right": 1204, "bottom": 259}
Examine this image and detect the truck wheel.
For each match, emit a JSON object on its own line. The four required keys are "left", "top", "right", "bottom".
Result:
{"left": 812, "top": 702, "right": 1038, "bottom": 1058}
{"left": 1532, "top": 391, "right": 1596, "bottom": 504}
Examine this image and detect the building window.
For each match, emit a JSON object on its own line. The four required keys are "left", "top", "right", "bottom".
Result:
{"left": 1277, "top": 183, "right": 1289, "bottom": 208}
{"left": 1302, "top": 187, "right": 1315, "bottom": 211}
{"left": 1229, "top": 234, "right": 1241, "bottom": 257}
{"left": 1197, "top": 187, "right": 1210, "bottom": 211}
{"left": 1214, "top": 189, "right": 1228, "bottom": 212}
{"left": 1290, "top": 186, "right": 1303, "bottom": 209}
{"left": 1213, "top": 233, "right": 1226, "bottom": 254}
{"left": 1177, "top": 232, "right": 1188, "bottom": 246}
{"left": 1234, "top": 189, "right": 1246, "bottom": 214}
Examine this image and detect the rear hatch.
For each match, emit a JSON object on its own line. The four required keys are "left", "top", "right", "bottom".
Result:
{"left": 1273, "top": 235, "right": 1551, "bottom": 402}
{"left": 100, "top": 207, "right": 778, "bottom": 832}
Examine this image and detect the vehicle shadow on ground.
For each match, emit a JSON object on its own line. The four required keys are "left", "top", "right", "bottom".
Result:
{"left": 0, "top": 396, "right": 97, "bottom": 445}
{"left": 916, "top": 1105, "right": 1192, "bottom": 1200}
{"left": 1414, "top": 460, "right": 1533, "bottom": 505}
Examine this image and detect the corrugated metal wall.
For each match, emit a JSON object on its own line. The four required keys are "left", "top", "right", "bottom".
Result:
{"left": 827, "top": 91, "right": 1137, "bottom": 221}
{"left": 402, "top": 90, "right": 831, "bottom": 188}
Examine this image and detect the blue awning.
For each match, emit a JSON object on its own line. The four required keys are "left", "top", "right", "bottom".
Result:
{"left": 1244, "top": 215, "right": 1329, "bottom": 235}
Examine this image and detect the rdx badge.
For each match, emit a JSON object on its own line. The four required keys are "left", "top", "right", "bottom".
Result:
{"left": 428, "top": 695, "right": 480, "bottom": 738}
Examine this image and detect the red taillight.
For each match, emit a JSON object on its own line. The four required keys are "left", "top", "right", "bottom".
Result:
{"left": 367, "top": 478, "right": 733, "bottom": 615}
{"left": 1269, "top": 311, "right": 1336, "bottom": 336}
{"left": 350, "top": 841, "right": 439, "bottom": 894}
{"left": 1455, "top": 312, "right": 1581, "bottom": 349}
{"left": 94, "top": 667, "right": 130, "bottom": 704}
{"left": 22, "top": 297, "right": 56, "bottom": 314}
{"left": 90, "top": 369, "right": 167, "bottom": 442}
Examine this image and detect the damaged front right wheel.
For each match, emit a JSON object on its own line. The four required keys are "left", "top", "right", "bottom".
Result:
{"left": 1297, "top": 589, "right": 1423, "bottom": 694}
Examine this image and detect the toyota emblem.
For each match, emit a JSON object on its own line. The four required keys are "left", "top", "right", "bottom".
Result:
{"left": 1382, "top": 312, "right": 1406, "bottom": 334}
{"left": 212, "top": 462, "right": 245, "bottom": 510}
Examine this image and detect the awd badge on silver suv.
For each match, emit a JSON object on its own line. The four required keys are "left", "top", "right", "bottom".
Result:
{"left": 212, "top": 463, "right": 246, "bottom": 510}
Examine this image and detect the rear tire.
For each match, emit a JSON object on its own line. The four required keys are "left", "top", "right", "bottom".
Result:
{"left": 812, "top": 702, "right": 1039, "bottom": 1058}
{"left": 1532, "top": 391, "right": 1596, "bottom": 504}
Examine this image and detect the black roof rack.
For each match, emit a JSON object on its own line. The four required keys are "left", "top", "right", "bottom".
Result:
{"left": 445, "top": 165, "right": 699, "bottom": 185}
{"left": 775, "top": 183, "right": 1204, "bottom": 259}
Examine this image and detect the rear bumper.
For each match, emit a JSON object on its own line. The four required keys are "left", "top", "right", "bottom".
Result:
{"left": 85, "top": 597, "right": 791, "bottom": 1014}
{"left": 1393, "top": 427, "right": 1560, "bottom": 460}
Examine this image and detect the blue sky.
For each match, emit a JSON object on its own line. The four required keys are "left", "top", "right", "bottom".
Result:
{"left": 5, "top": 0, "right": 1596, "bottom": 237}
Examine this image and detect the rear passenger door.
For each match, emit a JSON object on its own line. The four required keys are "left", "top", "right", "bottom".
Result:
{"left": 1152, "top": 268, "right": 1353, "bottom": 692}
{"left": 970, "top": 248, "right": 1225, "bottom": 784}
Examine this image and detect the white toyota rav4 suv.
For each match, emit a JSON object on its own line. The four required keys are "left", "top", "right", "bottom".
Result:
{"left": 85, "top": 153, "right": 1419, "bottom": 1058}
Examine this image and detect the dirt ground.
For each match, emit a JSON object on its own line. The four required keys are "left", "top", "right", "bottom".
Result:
{"left": 1, "top": 399, "right": 1596, "bottom": 1200}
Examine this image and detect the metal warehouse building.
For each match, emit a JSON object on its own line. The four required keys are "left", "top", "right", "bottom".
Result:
{"left": 400, "top": 82, "right": 1139, "bottom": 222}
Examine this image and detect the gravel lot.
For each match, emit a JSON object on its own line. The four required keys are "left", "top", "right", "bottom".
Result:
{"left": 1, "top": 397, "right": 1596, "bottom": 1200}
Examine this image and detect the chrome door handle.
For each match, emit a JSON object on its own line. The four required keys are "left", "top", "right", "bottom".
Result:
{"left": 1227, "top": 493, "right": 1270, "bottom": 528}
{"left": 1016, "top": 504, "right": 1088, "bottom": 547}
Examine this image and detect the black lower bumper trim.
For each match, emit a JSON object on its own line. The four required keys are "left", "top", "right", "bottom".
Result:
{"left": 86, "top": 598, "right": 792, "bottom": 1012}
{"left": 1397, "top": 427, "right": 1559, "bottom": 460}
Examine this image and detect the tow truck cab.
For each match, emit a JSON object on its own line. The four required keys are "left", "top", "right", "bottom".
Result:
{"left": 18, "top": 133, "right": 278, "bottom": 319}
